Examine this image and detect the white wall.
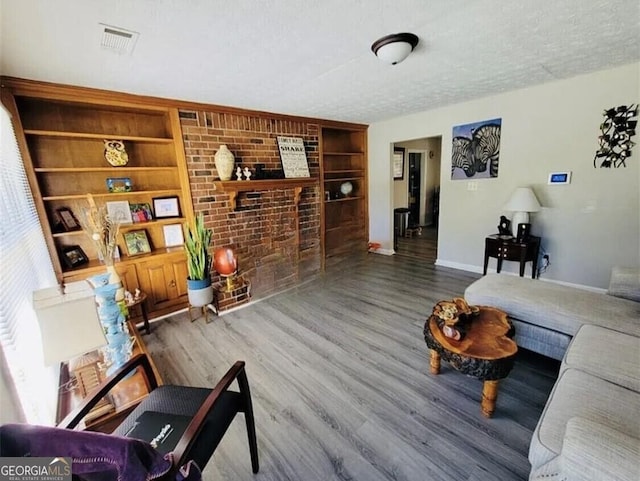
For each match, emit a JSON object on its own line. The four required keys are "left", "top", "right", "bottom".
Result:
{"left": 369, "top": 63, "right": 640, "bottom": 288}
{"left": 1, "top": 354, "right": 24, "bottom": 423}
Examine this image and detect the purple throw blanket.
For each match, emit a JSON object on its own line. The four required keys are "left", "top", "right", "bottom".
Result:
{"left": 0, "top": 423, "right": 201, "bottom": 481}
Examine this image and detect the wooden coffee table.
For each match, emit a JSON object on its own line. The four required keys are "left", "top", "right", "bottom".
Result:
{"left": 423, "top": 305, "right": 517, "bottom": 417}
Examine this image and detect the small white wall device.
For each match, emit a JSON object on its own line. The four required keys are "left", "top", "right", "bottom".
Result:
{"left": 548, "top": 171, "right": 571, "bottom": 185}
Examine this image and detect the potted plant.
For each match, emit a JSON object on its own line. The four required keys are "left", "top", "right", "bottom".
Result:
{"left": 184, "top": 213, "right": 214, "bottom": 307}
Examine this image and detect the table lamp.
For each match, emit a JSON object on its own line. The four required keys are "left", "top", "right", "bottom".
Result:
{"left": 503, "top": 187, "right": 541, "bottom": 238}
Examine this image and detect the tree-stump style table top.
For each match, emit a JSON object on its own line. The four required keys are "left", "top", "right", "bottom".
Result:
{"left": 424, "top": 304, "right": 518, "bottom": 417}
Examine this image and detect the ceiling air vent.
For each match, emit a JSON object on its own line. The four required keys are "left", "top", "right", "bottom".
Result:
{"left": 99, "top": 23, "right": 139, "bottom": 55}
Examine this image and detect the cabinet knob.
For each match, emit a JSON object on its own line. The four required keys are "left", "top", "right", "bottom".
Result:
{"left": 169, "top": 280, "right": 176, "bottom": 288}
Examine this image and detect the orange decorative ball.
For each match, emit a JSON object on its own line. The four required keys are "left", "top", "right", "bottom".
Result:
{"left": 213, "top": 247, "right": 237, "bottom": 276}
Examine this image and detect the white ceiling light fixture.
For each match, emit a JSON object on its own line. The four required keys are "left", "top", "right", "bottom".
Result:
{"left": 371, "top": 33, "right": 419, "bottom": 65}
{"left": 99, "top": 23, "right": 139, "bottom": 55}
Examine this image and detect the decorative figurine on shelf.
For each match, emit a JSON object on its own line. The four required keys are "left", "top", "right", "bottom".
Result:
{"left": 103, "top": 139, "right": 129, "bottom": 167}
{"left": 243, "top": 167, "right": 252, "bottom": 180}
{"left": 498, "top": 215, "right": 512, "bottom": 237}
{"left": 124, "top": 290, "right": 134, "bottom": 305}
{"left": 236, "top": 166, "right": 243, "bottom": 181}
{"left": 134, "top": 288, "right": 141, "bottom": 300}
{"left": 432, "top": 297, "right": 480, "bottom": 341}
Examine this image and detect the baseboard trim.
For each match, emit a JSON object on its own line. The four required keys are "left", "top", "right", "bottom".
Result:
{"left": 435, "top": 260, "right": 607, "bottom": 293}
{"left": 373, "top": 248, "right": 395, "bottom": 256}
{"left": 435, "top": 259, "right": 482, "bottom": 273}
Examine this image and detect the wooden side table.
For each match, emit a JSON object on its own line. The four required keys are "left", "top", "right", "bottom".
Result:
{"left": 126, "top": 292, "right": 150, "bottom": 335}
{"left": 56, "top": 320, "right": 162, "bottom": 432}
{"left": 483, "top": 234, "right": 540, "bottom": 279}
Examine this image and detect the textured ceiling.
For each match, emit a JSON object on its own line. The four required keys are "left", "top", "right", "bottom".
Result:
{"left": 1, "top": 0, "right": 639, "bottom": 123}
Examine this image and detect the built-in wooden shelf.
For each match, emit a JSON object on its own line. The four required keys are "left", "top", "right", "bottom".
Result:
{"left": 324, "top": 196, "right": 364, "bottom": 204}
{"left": 42, "top": 189, "right": 181, "bottom": 201}
{"left": 213, "top": 178, "right": 318, "bottom": 210}
{"left": 35, "top": 167, "right": 177, "bottom": 173}
{"left": 24, "top": 129, "right": 173, "bottom": 143}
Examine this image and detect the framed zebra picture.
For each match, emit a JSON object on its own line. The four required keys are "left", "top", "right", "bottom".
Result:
{"left": 451, "top": 118, "right": 501, "bottom": 180}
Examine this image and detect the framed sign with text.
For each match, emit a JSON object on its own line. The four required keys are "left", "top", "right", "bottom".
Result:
{"left": 393, "top": 147, "right": 405, "bottom": 180}
{"left": 276, "top": 136, "right": 310, "bottom": 178}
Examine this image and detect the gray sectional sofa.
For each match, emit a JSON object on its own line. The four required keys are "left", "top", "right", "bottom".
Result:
{"left": 464, "top": 267, "right": 640, "bottom": 481}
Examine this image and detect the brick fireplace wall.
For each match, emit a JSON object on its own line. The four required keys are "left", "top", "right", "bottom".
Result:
{"left": 179, "top": 109, "right": 321, "bottom": 311}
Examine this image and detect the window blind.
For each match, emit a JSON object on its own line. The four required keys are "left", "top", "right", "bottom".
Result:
{"left": 0, "top": 102, "right": 58, "bottom": 424}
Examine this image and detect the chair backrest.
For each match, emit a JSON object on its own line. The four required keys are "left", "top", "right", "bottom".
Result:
{"left": 53, "top": 353, "right": 258, "bottom": 477}
{"left": 0, "top": 423, "right": 201, "bottom": 481}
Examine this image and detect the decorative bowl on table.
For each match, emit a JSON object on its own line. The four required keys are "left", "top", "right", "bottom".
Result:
{"left": 432, "top": 297, "right": 480, "bottom": 341}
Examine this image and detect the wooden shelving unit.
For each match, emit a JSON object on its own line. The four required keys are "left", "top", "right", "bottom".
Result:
{"left": 1, "top": 77, "right": 195, "bottom": 319}
{"left": 320, "top": 126, "right": 368, "bottom": 265}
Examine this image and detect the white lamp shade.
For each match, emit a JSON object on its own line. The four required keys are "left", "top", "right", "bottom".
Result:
{"left": 504, "top": 187, "right": 541, "bottom": 213}
{"left": 375, "top": 41, "right": 414, "bottom": 64}
{"left": 34, "top": 282, "right": 106, "bottom": 366}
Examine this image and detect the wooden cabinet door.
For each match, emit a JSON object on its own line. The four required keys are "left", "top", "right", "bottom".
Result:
{"left": 116, "top": 263, "right": 139, "bottom": 292}
{"left": 136, "top": 252, "right": 188, "bottom": 317}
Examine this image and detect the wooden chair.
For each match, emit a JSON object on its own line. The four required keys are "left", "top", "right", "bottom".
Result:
{"left": 58, "top": 353, "right": 259, "bottom": 477}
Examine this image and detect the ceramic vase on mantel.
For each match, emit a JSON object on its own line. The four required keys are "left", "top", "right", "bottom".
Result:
{"left": 214, "top": 144, "right": 235, "bottom": 181}
{"left": 89, "top": 272, "right": 133, "bottom": 376}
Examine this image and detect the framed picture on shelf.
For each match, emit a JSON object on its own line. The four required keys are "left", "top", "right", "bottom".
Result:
{"left": 123, "top": 230, "right": 152, "bottom": 257}
{"left": 152, "top": 196, "right": 181, "bottom": 218}
{"left": 130, "top": 203, "right": 153, "bottom": 223}
{"left": 61, "top": 245, "right": 89, "bottom": 269}
{"left": 106, "top": 177, "right": 133, "bottom": 193}
{"left": 393, "top": 147, "right": 405, "bottom": 180}
{"left": 106, "top": 200, "right": 133, "bottom": 224}
{"left": 162, "top": 224, "right": 184, "bottom": 247}
{"left": 56, "top": 207, "right": 81, "bottom": 232}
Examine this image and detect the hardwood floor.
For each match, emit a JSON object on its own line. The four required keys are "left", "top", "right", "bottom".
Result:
{"left": 144, "top": 253, "right": 559, "bottom": 481}
{"left": 395, "top": 225, "right": 438, "bottom": 262}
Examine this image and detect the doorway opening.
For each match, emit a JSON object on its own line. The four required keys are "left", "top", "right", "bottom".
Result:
{"left": 392, "top": 136, "right": 442, "bottom": 262}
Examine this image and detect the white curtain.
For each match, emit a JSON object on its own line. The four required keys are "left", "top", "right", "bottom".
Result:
{"left": 0, "top": 102, "right": 59, "bottom": 424}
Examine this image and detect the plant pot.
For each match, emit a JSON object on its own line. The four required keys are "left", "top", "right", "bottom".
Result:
{"left": 187, "top": 277, "right": 214, "bottom": 307}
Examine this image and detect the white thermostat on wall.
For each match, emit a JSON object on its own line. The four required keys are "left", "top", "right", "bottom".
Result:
{"left": 548, "top": 171, "right": 571, "bottom": 185}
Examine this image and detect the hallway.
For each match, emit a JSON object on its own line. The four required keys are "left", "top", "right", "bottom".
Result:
{"left": 395, "top": 225, "right": 438, "bottom": 262}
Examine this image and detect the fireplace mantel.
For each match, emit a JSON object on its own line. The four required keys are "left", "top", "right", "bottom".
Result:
{"left": 213, "top": 178, "right": 318, "bottom": 209}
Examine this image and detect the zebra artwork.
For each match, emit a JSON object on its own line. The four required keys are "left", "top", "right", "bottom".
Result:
{"left": 451, "top": 118, "right": 501, "bottom": 179}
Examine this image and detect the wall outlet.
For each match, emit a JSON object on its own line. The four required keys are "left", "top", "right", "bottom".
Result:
{"left": 467, "top": 181, "right": 478, "bottom": 191}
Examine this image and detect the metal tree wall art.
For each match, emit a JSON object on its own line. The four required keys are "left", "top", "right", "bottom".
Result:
{"left": 594, "top": 104, "right": 638, "bottom": 168}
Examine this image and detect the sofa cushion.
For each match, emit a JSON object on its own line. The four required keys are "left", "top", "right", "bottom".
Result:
{"left": 529, "top": 417, "right": 640, "bottom": 481}
{"left": 529, "top": 368, "right": 640, "bottom": 471}
{"left": 562, "top": 324, "right": 640, "bottom": 391}
{"left": 608, "top": 266, "right": 640, "bottom": 302}
{"left": 464, "top": 274, "right": 640, "bottom": 338}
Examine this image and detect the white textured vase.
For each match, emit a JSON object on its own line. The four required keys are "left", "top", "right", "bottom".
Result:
{"left": 214, "top": 144, "right": 235, "bottom": 181}
{"left": 106, "top": 264, "right": 125, "bottom": 302}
